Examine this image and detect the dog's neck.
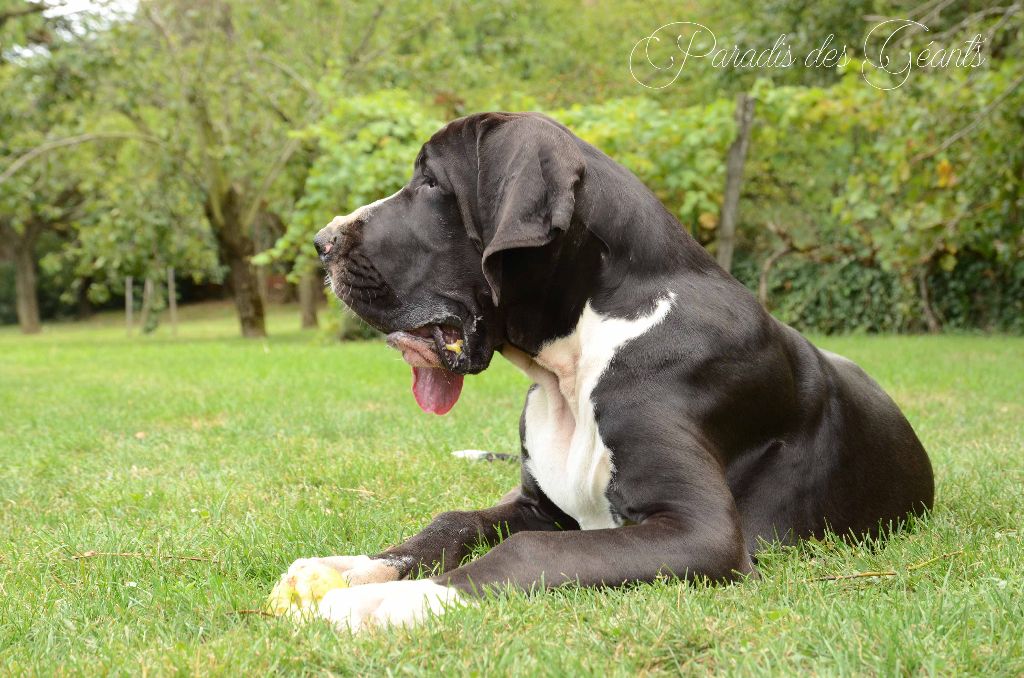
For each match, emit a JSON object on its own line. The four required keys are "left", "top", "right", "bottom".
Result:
{"left": 494, "top": 148, "right": 718, "bottom": 356}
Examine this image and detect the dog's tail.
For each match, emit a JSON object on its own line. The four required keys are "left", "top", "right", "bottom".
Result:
{"left": 451, "top": 450, "right": 519, "bottom": 462}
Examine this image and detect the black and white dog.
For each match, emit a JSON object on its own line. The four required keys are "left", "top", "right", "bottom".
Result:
{"left": 293, "top": 112, "right": 934, "bottom": 631}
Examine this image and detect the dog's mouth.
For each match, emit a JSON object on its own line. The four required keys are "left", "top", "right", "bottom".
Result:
{"left": 385, "top": 324, "right": 466, "bottom": 415}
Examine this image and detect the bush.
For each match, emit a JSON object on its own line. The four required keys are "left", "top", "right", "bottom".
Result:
{"left": 268, "top": 72, "right": 1023, "bottom": 339}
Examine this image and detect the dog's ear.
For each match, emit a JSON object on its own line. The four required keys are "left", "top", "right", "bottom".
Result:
{"left": 476, "top": 114, "right": 584, "bottom": 305}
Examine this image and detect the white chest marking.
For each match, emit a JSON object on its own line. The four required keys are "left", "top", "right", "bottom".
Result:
{"left": 507, "top": 294, "right": 675, "bottom": 530}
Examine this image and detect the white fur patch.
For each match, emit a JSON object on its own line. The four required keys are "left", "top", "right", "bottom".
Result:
{"left": 317, "top": 579, "right": 464, "bottom": 632}
{"left": 451, "top": 449, "right": 496, "bottom": 460}
{"left": 505, "top": 294, "right": 675, "bottom": 529}
{"left": 326, "top": 189, "right": 402, "bottom": 232}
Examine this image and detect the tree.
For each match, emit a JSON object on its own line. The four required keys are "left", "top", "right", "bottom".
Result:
{"left": 0, "top": 186, "right": 82, "bottom": 333}
{"left": 0, "top": 3, "right": 107, "bottom": 333}
{"left": 50, "top": 137, "right": 221, "bottom": 322}
{"left": 90, "top": 0, "right": 440, "bottom": 337}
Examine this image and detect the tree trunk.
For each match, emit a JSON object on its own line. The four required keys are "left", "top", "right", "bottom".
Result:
{"left": 917, "top": 269, "right": 942, "bottom": 333}
{"left": 716, "top": 92, "right": 756, "bottom": 273}
{"left": 140, "top": 276, "right": 158, "bottom": 333}
{"left": 75, "top": 277, "right": 94, "bottom": 320}
{"left": 256, "top": 265, "right": 269, "bottom": 305}
{"left": 126, "top": 276, "right": 134, "bottom": 336}
{"left": 207, "top": 186, "right": 267, "bottom": 338}
{"left": 223, "top": 252, "right": 266, "bottom": 337}
{"left": 167, "top": 267, "right": 178, "bottom": 336}
{"left": 299, "top": 271, "right": 320, "bottom": 329}
{"left": 13, "top": 241, "right": 41, "bottom": 334}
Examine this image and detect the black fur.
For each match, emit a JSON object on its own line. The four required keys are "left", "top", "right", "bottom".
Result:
{"left": 314, "top": 112, "right": 934, "bottom": 592}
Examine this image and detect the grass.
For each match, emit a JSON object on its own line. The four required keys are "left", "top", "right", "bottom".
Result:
{"left": 1, "top": 302, "right": 1022, "bottom": 676}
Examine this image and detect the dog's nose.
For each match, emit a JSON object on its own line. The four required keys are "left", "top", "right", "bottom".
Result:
{"left": 313, "top": 225, "right": 338, "bottom": 258}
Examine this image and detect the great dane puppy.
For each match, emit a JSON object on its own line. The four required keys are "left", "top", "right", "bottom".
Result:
{"left": 294, "top": 112, "right": 934, "bottom": 631}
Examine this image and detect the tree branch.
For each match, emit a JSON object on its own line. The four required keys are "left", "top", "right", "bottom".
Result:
{"left": 0, "top": 2, "right": 46, "bottom": 29}
{"left": 239, "top": 135, "right": 303, "bottom": 233}
{"left": 757, "top": 221, "right": 819, "bottom": 308}
{"left": 0, "top": 132, "right": 165, "bottom": 185}
{"left": 347, "top": 4, "right": 386, "bottom": 66}
{"left": 71, "top": 550, "right": 219, "bottom": 563}
{"left": 113, "top": 106, "right": 205, "bottom": 191}
{"left": 141, "top": 3, "right": 230, "bottom": 223}
{"left": 349, "top": 5, "right": 446, "bottom": 71}
{"left": 257, "top": 54, "right": 320, "bottom": 103}
{"left": 758, "top": 245, "right": 792, "bottom": 307}
{"left": 932, "top": 3, "right": 1021, "bottom": 41}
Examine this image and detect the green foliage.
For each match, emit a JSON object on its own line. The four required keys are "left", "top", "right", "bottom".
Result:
{"left": 929, "top": 253, "right": 1024, "bottom": 333}
{"left": 2, "top": 0, "right": 1022, "bottom": 335}
{"left": 261, "top": 90, "right": 443, "bottom": 274}
{"left": 742, "top": 255, "right": 918, "bottom": 334}
{"left": 738, "top": 60, "right": 1024, "bottom": 332}
{"left": 556, "top": 97, "right": 736, "bottom": 236}
{"left": 46, "top": 145, "right": 222, "bottom": 306}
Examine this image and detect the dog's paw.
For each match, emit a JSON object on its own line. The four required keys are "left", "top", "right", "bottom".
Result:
{"left": 285, "top": 555, "right": 403, "bottom": 587}
{"left": 317, "top": 579, "right": 464, "bottom": 632}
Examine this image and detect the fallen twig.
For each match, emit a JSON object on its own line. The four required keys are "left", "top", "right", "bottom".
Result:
{"left": 905, "top": 549, "right": 965, "bottom": 571}
{"left": 812, "top": 569, "right": 899, "bottom": 582}
{"left": 71, "top": 550, "right": 219, "bottom": 563}
{"left": 232, "top": 609, "right": 275, "bottom": 618}
{"left": 810, "top": 549, "right": 963, "bottom": 582}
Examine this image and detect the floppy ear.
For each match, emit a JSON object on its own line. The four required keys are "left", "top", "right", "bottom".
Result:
{"left": 476, "top": 115, "right": 585, "bottom": 305}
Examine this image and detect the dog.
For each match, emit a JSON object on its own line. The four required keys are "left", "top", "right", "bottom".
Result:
{"left": 292, "top": 112, "right": 934, "bottom": 632}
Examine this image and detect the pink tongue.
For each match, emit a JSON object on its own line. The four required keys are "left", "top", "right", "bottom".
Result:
{"left": 412, "top": 367, "right": 464, "bottom": 415}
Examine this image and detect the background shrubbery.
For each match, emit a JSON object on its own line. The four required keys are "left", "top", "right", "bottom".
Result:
{"left": 2, "top": 0, "right": 1021, "bottom": 334}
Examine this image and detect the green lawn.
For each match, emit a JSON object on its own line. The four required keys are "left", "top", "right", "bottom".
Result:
{"left": 1, "top": 304, "right": 1022, "bottom": 676}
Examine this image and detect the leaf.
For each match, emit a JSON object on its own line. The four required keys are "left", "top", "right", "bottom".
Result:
{"left": 936, "top": 159, "right": 956, "bottom": 188}
{"left": 698, "top": 212, "right": 719, "bottom": 230}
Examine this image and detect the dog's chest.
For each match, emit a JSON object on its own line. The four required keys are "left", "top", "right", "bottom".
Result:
{"left": 518, "top": 297, "right": 674, "bottom": 530}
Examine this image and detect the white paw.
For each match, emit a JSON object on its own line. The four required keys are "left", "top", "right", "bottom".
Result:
{"left": 317, "top": 579, "right": 464, "bottom": 632}
{"left": 285, "top": 555, "right": 402, "bottom": 586}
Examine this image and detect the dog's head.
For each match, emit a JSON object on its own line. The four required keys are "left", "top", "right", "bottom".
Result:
{"left": 314, "top": 112, "right": 587, "bottom": 414}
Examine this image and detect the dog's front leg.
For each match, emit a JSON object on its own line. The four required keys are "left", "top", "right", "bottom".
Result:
{"left": 372, "top": 484, "right": 569, "bottom": 579}
{"left": 314, "top": 508, "right": 751, "bottom": 632}
{"left": 280, "top": 484, "right": 569, "bottom": 630}
{"left": 283, "top": 487, "right": 559, "bottom": 585}
{"left": 435, "top": 510, "right": 754, "bottom": 593}
{"left": 314, "top": 435, "right": 754, "bottom": 631}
